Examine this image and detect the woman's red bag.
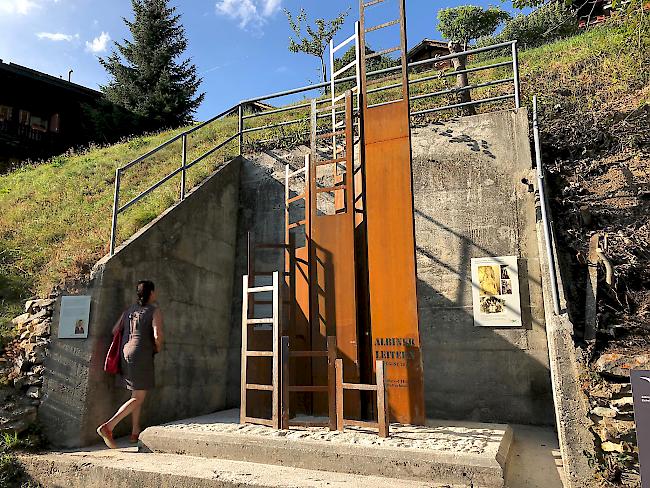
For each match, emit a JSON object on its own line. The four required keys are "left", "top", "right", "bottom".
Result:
{"left": 104, "top": 328, "right": 122, "bottom": 375}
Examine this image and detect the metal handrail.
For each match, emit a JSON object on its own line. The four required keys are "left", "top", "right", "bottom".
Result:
{"left": 109, "top": 39, "right": 521, "bottom": 255}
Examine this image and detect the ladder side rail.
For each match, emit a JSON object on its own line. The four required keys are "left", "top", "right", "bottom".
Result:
{"left": 240, "top": 274, "right": 250, "bottom": 424}
{"left": 272, "top": 271, "right": 280, "bottom": 429}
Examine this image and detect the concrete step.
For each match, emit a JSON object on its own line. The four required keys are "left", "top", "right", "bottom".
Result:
{"left": 139, "top": 409, "right": 513, "bottom": 488}
{"left": 19, "top": 447, "right": 466, "bottom": 488}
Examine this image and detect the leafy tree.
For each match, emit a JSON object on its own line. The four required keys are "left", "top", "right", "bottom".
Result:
{"left": 284, "top": 7, "right": 350, "bottom": 84}
{"left": 100, "top": 0, "right": 204, "bottom": 129}
{"left": 437, "top": 5, "right": 510, "bottom": 115}
{"left": 437, "top": 5, "right": 511, "bottom": 50}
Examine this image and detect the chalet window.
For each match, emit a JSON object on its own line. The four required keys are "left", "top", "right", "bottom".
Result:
{"left": 30, "top": 115, "right": 49, "bottom": 132}
{"left": 0, "top": 105, "right": 12, "bottom": 122}
{"left": 19, "top": 109, "right": 30, "bottom": 125}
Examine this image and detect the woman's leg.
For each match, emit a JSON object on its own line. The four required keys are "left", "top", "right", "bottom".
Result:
{"left": 131, "top": 391, "right": 147, "bottom": 436}
{"left": 105, "top": 390, "right": 147, "bottom": 432}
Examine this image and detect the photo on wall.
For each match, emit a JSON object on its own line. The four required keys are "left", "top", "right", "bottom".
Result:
{"left": 471, "top": 256, "right": 522, "bottom": 327}
{"left": 58, "top": 295, "right": 91, "bottom": 339}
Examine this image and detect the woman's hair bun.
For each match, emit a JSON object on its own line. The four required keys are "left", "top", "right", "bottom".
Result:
{"left": 137, "top": 280, "right": 155, "bottom": 306}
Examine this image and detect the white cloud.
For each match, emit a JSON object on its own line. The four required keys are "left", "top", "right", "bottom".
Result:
{"left": 85, "top": 31, "right": 110, "bottom": 54}
{"left": 36, "top": 32, "right": 77, "bottom": 42}
{"left": 0, "top": 0, "right": 39, "bottom": 15}
{"left": 215, "top": 0, "right": 281, "bottom": 29}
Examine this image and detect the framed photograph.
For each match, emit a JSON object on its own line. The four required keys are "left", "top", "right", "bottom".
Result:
{"left": 58, "top": 296, "right": 91, "bottom": 339}
{"left": 471, "top": 256, "right": 522, "bottom": 327}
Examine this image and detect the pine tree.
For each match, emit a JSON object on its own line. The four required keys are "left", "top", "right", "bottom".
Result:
{"left": 100, "top": 0, "right": 204, "bottom": 129}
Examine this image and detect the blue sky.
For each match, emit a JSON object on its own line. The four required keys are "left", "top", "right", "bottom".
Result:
{"left": 0, "top": 0, "right": 527, "bottom": 120}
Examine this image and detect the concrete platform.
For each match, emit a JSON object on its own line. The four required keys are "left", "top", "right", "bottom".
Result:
{"left": 20, "top": 445, "right": 457, "bottom": 488}
{"left": 139, "top": 408, "right": 513, "bottom": 488}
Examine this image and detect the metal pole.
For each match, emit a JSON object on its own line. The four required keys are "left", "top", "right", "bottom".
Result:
{"left": 512, "top": 41, "right": 521, "bottom": 110}
{"left": 109, "top": 168, "right": 121, "bottom": 256}
{"left": 180, "top": 134, "right": 187, "bottom": 201}
{"left": 533, "top": 96, "right": 560, "bottom": 315}
{"left": 238, "top": 103, "right": 244, "bottom": 156}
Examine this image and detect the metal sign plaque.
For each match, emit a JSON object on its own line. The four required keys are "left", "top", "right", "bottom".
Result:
{"left": 631, "top": 370, "right": 650, "bottom": 487}
{"left": 58, "top": 295, "right": 91, "bottom": 339}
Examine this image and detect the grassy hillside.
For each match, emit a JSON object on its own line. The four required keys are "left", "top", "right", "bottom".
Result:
{"left": 0, "top": 14, "right": 648, "bottom": 343}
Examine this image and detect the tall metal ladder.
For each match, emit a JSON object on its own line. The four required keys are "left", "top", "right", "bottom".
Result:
{"left": 240, "top": 271, "right": 281, "bottom": 428}
{"left": 359, "top": 0, "right": 409, "bottom": 109}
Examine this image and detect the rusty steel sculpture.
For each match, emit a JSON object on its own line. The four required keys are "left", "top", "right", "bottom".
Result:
{"left": 240, "top": 0, "right": 425, "bottom": 435}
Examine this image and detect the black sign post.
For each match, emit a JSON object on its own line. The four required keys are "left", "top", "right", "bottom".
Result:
{"left": 631, "top": 369, "right": 650, "bottom": 487}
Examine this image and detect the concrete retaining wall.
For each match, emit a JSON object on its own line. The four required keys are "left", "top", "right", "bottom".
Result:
{"left": 40, "top": 158, "right": 241, "bottom": 447}
{"left": 226, "top": 113, "right": 554, "bottom": 426}
{"left": 412, "top": 109, "right": 555, "bottom": 425}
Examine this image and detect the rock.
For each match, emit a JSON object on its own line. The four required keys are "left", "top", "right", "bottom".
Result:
{"left": 11, "top": 313, "right": 31, "bottom": 326}
{"left": 24, "top": 300, "right": 35, "bottom": 313}
{"left": 30, "top": 321, "right": 51, "bottom": 337}
{"left": 24, "top": 374, "right": 42, "bottom": 386}
{"left": 593, "top": 419, "right": 636, "bottom": 443}
{"left": 31, "top": 365, "right": 45, "bottom": 376}
{"left": 26, "top": 387, "right": 41, "bottom": 400}
{"left": 592, "top": 406, "right": 617, "bottom": 418}
{"left": 601, "top": 441, "right": 625, "bottom": 453}
{"left": 31, "top": 298, "right": 55, "bottom": 310}
{"left": 0, "top": 404, "right": 38, "bottom": 434}
{"left": 595, "top": 353, "right": 650, "bottom": 379}
{"left": 611, "top": 397, "right": 634, "bottom": 408}
{"left": 13, "top": 376, "right": 27, "bottom": 389}
{"left": 29, "top": 309, "right": 49, "bottom": 321}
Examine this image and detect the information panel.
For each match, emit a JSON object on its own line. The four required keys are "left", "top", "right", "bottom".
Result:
{"left": 631, "top": 370, "right": 650, "bottom": 487}
{"left": 58, "top": 295, "right": 91, "bottom": 339}
{"left": 471, "top": 256, "right": 522, "bottom": 327}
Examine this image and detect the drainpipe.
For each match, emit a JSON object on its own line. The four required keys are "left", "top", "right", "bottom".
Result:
{"left": 533, "top": 95, "right": 561, "bottom": 315}
{"left": 68, "top": 70, "right": 73, "bottom": 82}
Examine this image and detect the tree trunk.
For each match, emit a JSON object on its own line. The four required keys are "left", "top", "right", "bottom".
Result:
{"left": 320, "top": 56, "right": 328, "bottom": 89}
{"left": 448, "top": 41, "right": 476, "bottom": 116}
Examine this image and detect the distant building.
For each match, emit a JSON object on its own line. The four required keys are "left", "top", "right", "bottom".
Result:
{"left": 0, "top": 60, "right": 103, "bottom": 162}
{"left": 225, "top": 101, "right": 277, "bottom": 117}
{"left": 407, "top": 39, "right": 451, "bottom": 72}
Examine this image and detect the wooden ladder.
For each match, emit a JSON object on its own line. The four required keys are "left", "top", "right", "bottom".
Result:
{"left": 335, "top": 359, "right": 389, "bottom": 437}
{"left": 280, "top": 336, "right": 337, "bottom": 430}
{"left": 240, "top": 271, "right": 281, "bottom": 428}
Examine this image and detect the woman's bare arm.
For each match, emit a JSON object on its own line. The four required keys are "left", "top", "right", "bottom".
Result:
{"left": 152, "top": 308, "right": 164, "bottom": 353}
{"left": 111, "top": 313, "right": 125, "bottom": 335}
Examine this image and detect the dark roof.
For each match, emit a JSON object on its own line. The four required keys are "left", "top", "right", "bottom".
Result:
{"left": 407, "top": 39, "right": 450, "bottom": 59}
{"left": 0, "top": 60, "right": 102, "bottom": 99}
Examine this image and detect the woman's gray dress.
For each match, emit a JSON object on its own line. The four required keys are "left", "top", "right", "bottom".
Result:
{"left": 119, "top": 303, "right": 156, "bottom": 391}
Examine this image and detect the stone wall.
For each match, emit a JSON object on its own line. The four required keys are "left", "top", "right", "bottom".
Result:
{"left": 411, "top": 109, "right": 555, "bottom": 425}
{"left": 0, "top": 299, "right": 55, "bottom": 434}
{"left": 39, "top": 158, "right": 241, "bottom": 447}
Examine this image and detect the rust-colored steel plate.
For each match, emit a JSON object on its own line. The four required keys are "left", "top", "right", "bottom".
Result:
{"left": 363, "top": 99, "right": 425, "bottom": 425}
{"left": 309, "top": 94, "right": 361, "bottom": 417}
{"left": 285, "top": 243, "right": 312, "bottom": 414}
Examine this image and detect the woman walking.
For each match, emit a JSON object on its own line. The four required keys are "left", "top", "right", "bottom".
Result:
{"left": 97, "top": 280, "right": 164, "bottom": 448}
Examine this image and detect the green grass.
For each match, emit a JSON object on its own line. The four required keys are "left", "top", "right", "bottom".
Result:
{"left": 0, "top": 15, "right": 648, "bottom": 337}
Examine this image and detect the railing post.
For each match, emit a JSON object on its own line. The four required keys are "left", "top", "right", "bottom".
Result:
{"left": 238, "top": 103, "right": 244, "bottom": 156}
{"left": 109, "top": 168, "right": 121, "bottom": 256}
{"left": 533, "top": 96, "right": 561, "bottom": 315}
{"left": 180, "top": 134, "right": 187, "bottom": 201}
{"left": 512, "top": 40, "right": 521, "bottom": 110}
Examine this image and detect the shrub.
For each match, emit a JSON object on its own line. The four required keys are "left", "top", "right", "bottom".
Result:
{"left": 476, "top": 2, "right": 579, "bottom": 55}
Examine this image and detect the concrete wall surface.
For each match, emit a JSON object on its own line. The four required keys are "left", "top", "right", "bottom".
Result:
{"left": 225, "top": 149, "right": 308, "bottom": 408}
{"left": 40, "top": 158, "right": 241, "bottom": 447}
{"left": 412, "top": 109, "right": 555, "bottom": 425}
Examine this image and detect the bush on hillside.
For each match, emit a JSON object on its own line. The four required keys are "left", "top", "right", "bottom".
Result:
{"left": 476, "top": 2, "right": 579, "bottom": 54}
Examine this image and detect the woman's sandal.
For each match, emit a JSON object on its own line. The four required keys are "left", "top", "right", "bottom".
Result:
{"left": 96, "top": 424, "right": 117, "bottom": 449}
